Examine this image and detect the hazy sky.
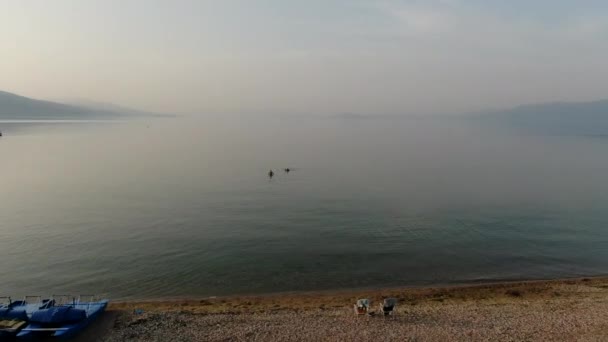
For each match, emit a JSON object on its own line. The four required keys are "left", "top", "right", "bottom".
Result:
{"left": 1, "top": 0, "right": 608, "bottom": 115}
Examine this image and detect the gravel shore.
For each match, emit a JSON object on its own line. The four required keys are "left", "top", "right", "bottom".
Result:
{"left": 92, "top": 277, "right": 608, "bottom": 341}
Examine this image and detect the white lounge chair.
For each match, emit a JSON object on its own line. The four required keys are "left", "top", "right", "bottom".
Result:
{"left": 354, "top": 299, "right": 370, "bottom": 315}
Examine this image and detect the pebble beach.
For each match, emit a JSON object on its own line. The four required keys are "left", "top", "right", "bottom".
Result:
{"left": 71, "top": 277, "right": 608, "bottom": 341}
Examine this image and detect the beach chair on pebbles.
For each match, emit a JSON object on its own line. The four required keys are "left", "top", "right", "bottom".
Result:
{"left": 354, "top": 299, "right": 370, "bottom": 316}
{"left": 379, "top": 298, "right": 397, "bottom": 316}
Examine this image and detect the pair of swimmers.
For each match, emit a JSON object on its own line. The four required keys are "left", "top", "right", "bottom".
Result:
{"left": 268, "top": 168, "right": 290, "bottom": 178}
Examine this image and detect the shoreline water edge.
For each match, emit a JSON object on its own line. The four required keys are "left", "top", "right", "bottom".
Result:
{"left": 85, "top": 276, "right": 608, "bottom": 341}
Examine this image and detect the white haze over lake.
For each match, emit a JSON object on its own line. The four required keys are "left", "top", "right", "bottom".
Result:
{"left": 1, "top": 0, "right": 608, "bottom": 116}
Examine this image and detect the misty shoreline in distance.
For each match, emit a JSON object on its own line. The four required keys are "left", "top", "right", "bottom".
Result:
{"left": 0, "top": 90, "right": 169, "bottom": 120}
{"left": 329, "top": 98, "right": 608, "bottom": 138}
{"left": 1, "top": 88, "right": 607, "bottom": 138}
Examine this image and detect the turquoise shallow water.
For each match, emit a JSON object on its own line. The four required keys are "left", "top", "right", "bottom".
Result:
{"left": 1, "top": 117, "right": 607, "bottom": 299}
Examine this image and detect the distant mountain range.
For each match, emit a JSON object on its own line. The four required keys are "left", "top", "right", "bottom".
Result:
{"left": 330, "top": 98, "right": 608, "bottom": 136}
{"left": 59, "top": 98, "right": 154, "bottom": 117}
{"left": 2, "top": 89, "right": 606, "bottom": 134}
{"left": 480, "top": 99, "right": 608, "bottom": 136}
{"left": 0, "top": 90, "right": 156, "bottom": 120}
{"left": 488, "top": 99, "right": 608, "bottom": 120}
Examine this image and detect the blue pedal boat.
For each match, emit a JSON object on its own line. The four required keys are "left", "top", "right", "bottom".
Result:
{"left": 0, "top": 296, "right": 53, "bottom": 339}
{"left": 16, "top": 295, "right": 108, "bottom": 340}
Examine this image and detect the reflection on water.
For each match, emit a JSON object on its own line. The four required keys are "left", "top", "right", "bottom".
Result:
{"left": 1, "top": 116, "right": 607, "bottom": 299}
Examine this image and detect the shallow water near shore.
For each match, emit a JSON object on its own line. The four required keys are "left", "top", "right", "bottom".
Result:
{"left": 1, "top": 116, "right": 608, "bottom": 299}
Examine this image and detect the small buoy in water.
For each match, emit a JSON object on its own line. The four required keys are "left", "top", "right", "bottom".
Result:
{"left": 268, "top": 170, "right": 274, "bottom": 178}
{"left": 284, "top": 168, "right": 290, "bottom": 173}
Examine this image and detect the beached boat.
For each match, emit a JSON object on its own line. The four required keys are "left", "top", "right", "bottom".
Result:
{"left": 0, "top": 296, "right": 52, "bottom": 339}
{"left": 16, "top": 295, "right": 108, "bottom": 340}
{"left": 0, "top": 296, "right": 26, "bottom": 339}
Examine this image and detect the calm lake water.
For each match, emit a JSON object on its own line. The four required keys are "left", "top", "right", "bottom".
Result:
{"left": 1, "top": 116, "right": 607, "bottom": 299}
